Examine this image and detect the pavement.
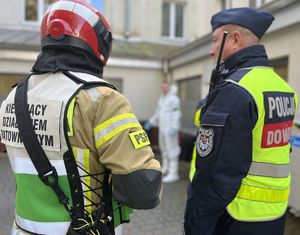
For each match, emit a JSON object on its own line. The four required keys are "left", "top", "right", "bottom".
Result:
{"left": 1, "top": 152, "right": 300, "bottom": 235}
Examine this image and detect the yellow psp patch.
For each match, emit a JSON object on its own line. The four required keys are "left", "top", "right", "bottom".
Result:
{"left": 129, "top": 130, "right": 151, "bottom": 149}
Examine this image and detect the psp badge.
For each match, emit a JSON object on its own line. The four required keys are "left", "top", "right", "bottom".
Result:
{"left": 196, "top": 127, "right": 214, "bottom": 157}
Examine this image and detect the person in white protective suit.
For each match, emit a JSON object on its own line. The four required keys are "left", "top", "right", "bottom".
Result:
{"left": 144, "top": 82, "right": 181, "bottom": 183}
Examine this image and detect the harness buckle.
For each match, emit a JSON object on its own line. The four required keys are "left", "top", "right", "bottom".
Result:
{"left": 39, "top": 166, "right": 72, "bottom": 212}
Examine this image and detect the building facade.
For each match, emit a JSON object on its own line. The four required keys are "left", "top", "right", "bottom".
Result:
{"left": 166, "top": 0, "right": 300, "bottom": 133}
{"left": 0, "top": 0, "right": 300, "bottom": 215}
{"left": 0, "top": 0, "right": 299, "bottom": 127}
{"left": 0, "top": 0, "right": 192, "bottom": 120}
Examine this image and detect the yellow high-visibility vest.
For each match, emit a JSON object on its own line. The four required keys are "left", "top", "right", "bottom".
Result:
{"left": 226, "top": 67, "right": 298, "bottom": 221}
{"left": 190, "top": 67, "right": 298, "bottom": 221}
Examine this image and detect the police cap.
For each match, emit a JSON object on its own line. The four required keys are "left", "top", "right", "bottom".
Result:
{"left": 211, "top": 7, "right": 274, "bottom": 38}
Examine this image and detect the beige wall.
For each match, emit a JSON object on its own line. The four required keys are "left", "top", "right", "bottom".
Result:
{"left": 187, "top": 0, "right": 222, "bottom": 41}
{"left": 171, "top": 56, "right": 214, "bottom": 99}
{"left": 104, "top": 0, "right": 162, "bottom": 41}
{"left": 0, "top": 0, "right": 22, "bottom": 28}
{"left": 104, "top": 0, "right": 213, "bottom": 43}
{"left": 0, "top": 48, "right": 164, "bottom": 121}
{"left": 230, "top": 0, "right": 275, "bottom": 8}
{"left": 104, "top": 65, "right": 164, "bottom": 120}
{"left": 230, "top": 0, "right": 251, "bottom": 7}
{"left": 0, "top": 49, "right": 38, "bottom": 74}
{"left": 104, "top": 0, "right": 125, "bottom": 37}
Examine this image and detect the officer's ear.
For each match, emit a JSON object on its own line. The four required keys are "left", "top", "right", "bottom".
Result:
{"left": 232, "top": 31, "right": 241, "bottom": 43}
{"left": 232, "top": 30, "right": 241, "bottom": 50}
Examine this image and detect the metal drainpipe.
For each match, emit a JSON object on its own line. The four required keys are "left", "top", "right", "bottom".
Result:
{"left": 124, "top": 0, "right": 130, "bottom": 39}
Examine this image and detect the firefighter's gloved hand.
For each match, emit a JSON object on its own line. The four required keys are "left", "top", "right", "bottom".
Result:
{"left": 143, "top": 121, "right": 152, "bottom": 131}
{"left": 168, "top": 129, "right": 177, "bottom": 136}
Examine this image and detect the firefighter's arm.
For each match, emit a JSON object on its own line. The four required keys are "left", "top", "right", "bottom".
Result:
{"left": 93, "top": 87, "right": 162, "bottom": 209}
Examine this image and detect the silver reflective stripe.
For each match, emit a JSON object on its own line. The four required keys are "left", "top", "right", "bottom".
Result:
{"left": 248, "top": 161, "right": 290, "bottom": 178}
{"left": 46, "top": 1, "right": 99, "bottom": 27}
{"left": 95, "top": 117, "right": 140, "bottom": 141}
{"left": 87, "top": 88, "right": 101, "bottom": 102}
{"left": 15, "top": 214, "right": 70, "bottom": 235}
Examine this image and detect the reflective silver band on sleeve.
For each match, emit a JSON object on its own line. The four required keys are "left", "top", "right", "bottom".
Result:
{"left": 248, "top": 161, "right": 290, "bottom": 178}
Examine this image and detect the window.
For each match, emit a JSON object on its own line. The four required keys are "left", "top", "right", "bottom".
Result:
{"left": 23, "top": 0, "right": 56, "bottom": 23}
{"left": 23, "top": 0, "right": 92, "bottom": 24}
{"left": 162, "top": 2, "right": 185, "bottom": 39}
{"left": 25, "top": 0, "right": 38, "bottom": 21}
{"left": 249, "top": 0, "right": 265, "bottom": 8}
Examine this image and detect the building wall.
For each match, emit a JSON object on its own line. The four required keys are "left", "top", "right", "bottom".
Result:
{"left": 0, "top": 0, "right": 21, "bottom": 29}
{"left": 0, "top": 48, "right": 163, "bottom": 121}
{"left": 104, "top": 0, "right": 209, "bottom": 43}
{"left": 0, "top": 49, "right": 37, "bottom": 74}
{"left": 226, "top": 0, "right": 275, "bottom": 8}
{"left": 187, "top": 0, "right": 222, "bottom": 40}
{"left": 104, "top": 65, "right": 164, "bottom": 121}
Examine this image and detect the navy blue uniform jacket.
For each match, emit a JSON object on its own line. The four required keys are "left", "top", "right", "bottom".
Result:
{"left": 184, "top": 45, "right": 282, "bottom": 235}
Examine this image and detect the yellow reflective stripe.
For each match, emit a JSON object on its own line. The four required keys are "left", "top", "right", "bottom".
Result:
{"left": 72, "top": 147, "right": 92, "bottom": 214}
{"left": 67, "top": 98, "right": 76, "bottom": 136}
{"left": 96, "top": 123, "right": 141, "bottom": 148}
{"left": 237, "top": 184, "right": 290, "bottom": 203}
{"left": 94, "top": 113, "right": 141, "bottom": 148}
{"left": 194, "top": 109, "right": 201, "bottom": 127}
{"left": 189, "top": 146, "right": 197, "bottom": 182}
{"left": 129, "top": 130, "right": 150, "bottom": 149}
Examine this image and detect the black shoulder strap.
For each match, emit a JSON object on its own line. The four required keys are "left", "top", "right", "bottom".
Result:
{"left": 14, "top": 74, "right": 71, "bottom": 212}
{"left": 63, "top": 71, "right": 116, "bottom": 90}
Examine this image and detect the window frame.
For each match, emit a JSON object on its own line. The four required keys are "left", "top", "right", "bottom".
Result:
{"left": 21, "top": 0, "right": 92, "bottom": 25}
{"left": 162, "top": 1, "right": 185, "bottom": 40}
{"left": 223, "top": 0, "right": 233, "bottom": 9}
{"left": 249, "top": 0, "right": 266, "bottom": 8}
{"left": 22, "top": 0, "right": 43, "bottom": 26}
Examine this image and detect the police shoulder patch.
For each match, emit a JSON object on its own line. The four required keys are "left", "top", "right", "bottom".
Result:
{"left": 196, "top": 127, "right": 214, "bottom": 157}
{"left": 129, "top": 130, "right": 150, "bottom": 149}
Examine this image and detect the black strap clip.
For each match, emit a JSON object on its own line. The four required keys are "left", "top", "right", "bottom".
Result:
{"left": 39, "top": 166, "right": 71, "bottom": 212}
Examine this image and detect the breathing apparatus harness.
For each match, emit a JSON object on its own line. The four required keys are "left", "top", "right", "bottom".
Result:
{"left": 14, "top": 72, "right": 118, "bottom": 235}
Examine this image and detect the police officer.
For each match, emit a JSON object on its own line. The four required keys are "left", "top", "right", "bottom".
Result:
{"left": 0, "top": 1, "right": 162, "bottom": 234}
{"left": 184, "top": 7, "right": 298, "bottom": 235}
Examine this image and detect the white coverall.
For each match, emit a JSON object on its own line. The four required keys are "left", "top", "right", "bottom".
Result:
{"left": 149, "top": 85, "right": 181, "bottom": 182}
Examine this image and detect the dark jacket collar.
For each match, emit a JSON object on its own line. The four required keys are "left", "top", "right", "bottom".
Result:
{"left": 32, "top": 47, "right": 104, "bottom": 78}
{"left": 224, "top": 44, "right": 270, "bottom": 73}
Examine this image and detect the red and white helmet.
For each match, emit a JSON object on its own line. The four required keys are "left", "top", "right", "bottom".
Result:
{"left": 41, "top": 0, "right": 112, "bottom": 65}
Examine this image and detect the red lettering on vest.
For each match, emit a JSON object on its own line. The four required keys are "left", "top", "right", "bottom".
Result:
{"left": 261, "top": 120, "right": 293, "bottom": 148}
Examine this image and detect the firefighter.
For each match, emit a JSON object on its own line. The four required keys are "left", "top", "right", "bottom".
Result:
{"left": 0, "top": 1, "right": 162, "bottom": 234}
{"left": 184, "top": 7, "right": 298, "bottom": 235}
